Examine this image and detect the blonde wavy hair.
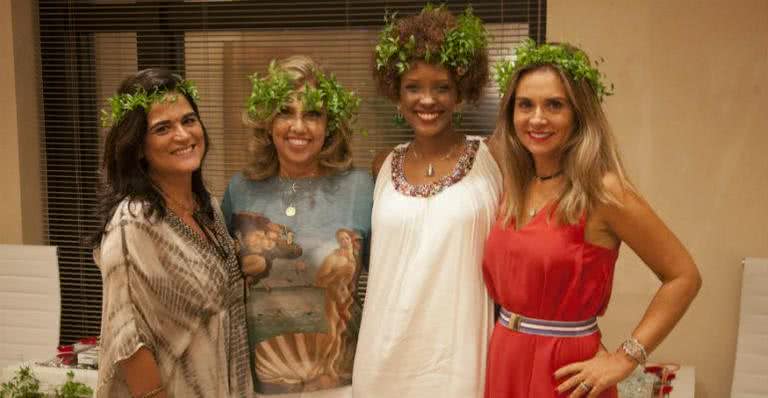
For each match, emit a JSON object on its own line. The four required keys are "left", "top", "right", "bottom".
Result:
{"left": 243, "top": 55, "right": 353, "bottom": 181}
{"left": 490, "top": 44, "right": 634, "bottom": 227}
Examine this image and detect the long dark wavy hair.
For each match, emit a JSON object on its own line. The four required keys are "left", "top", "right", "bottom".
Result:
{"left": 90, "top": 68, "right": 212, "bottom": 246}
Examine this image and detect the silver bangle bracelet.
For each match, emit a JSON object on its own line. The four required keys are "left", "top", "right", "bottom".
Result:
{"left": 618, "top": 337, "right": 648, "bottom": 365}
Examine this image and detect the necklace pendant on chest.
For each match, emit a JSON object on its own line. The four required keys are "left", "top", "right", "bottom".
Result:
{"left": 529, "top": 208, "right": 537, "bottom": 217}
{"left": 285, "top": 206, "right": 296, "bottom": 217}
{"left": 426, "top": 163, "right": 435, "bottom": 177}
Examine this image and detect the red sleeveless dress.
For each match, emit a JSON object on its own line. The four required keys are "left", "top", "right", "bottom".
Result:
{"left": 482, "top": 206, "right": 619, "bottom": 398}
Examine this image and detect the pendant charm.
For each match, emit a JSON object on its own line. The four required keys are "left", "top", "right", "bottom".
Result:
{"left": 285, "top": 206, "right": 296, "bottom": 217}
{"left": 529, "top": 208, "right": 537, "bottom": 217}
{"left": 426, "top": 163, "right": 435, "bottom": 177}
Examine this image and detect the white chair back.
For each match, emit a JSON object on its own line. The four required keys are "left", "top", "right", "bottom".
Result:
{"left": 0, "top": 244, "right": 60, "bottom": 368}
{"left": 731, "top": 257, "right": 768, "bottom": 398}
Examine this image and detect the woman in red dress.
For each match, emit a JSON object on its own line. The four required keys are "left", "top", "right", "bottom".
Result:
{"left": 483, "top": 40, "right": 702, "bottom": 398}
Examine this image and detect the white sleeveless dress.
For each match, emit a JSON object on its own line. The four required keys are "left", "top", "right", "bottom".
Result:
{"left": 353, "top": 136, "right": 501, "bottom": 397}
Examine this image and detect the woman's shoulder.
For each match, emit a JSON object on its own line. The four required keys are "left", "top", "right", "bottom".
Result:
{"left": 226, "top": 171, "right": 255, "bottom": 189}
{"left": 108, "top": 197, "right": 155, "bottom": 226}
{"left": 589, "top": 172, "right": 640, "bottom": 223}
{"left": 465, "top": 134, "right": 493, "bottom": 151}
{"left": 99, "top": 197, "right": 159, "bottom": 248}
{"left": 225, "top": 171, "right": 274, "bottom": 198}
{"left": 334, "top": 168, "right": 374, "bottom": 191}
{"left": 461, "top": 134, "right": 496, "bottom": 162}
{"left": 371, "top": 146, "right": 398, "bottom": 178}
{"left": 600, "top": 172, "right": 635, "bottom": 204}
{"left": 341, "top": 167, "right": 373, "bottom": 181}
{"left": 465, "top": 134, "right": 488, "bottom": 142}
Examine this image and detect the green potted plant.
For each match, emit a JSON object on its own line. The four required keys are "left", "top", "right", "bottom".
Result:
{"left": 53, "top": 371, "right": 93, "bottom": 398}
{"left": 0, "top": 366, "right": 43, "bottom": 398}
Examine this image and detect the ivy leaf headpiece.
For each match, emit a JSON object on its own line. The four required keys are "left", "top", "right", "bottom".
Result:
{"left": 246, "top": 60, "right": 361, "bottom": 136}
{"left": 494, "top": 39, "right": 614, "bottom": 100}
{"left": 246, "top": 60, "right": 293, "bottom": 121}
{"left": 375, "top": 4, "right": 488, "bottom": 75}
{"left": 100, "top": 78, "right": 199, "bottom": 128}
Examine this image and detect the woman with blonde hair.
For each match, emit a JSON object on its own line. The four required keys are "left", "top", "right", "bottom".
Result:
{"left": 221, "top": 55, "right": 373, "bottom": 397}
{"left": 483, "top": 40, "right": 701, "bottom": 397}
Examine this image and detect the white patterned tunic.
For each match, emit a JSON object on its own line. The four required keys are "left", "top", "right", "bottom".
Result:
{"left": 94, "top": 197, "right": 253, "bottom": 397}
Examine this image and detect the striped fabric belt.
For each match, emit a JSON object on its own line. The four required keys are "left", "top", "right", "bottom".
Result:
{"left": 498, "top": 307, "right": 599, "bottom": 337}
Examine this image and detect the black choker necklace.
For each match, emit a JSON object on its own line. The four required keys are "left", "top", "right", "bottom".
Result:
{"left": 534, "top": 170, "right": 563, "bottom": 181}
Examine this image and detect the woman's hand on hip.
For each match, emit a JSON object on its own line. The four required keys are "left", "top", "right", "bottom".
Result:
{"left": 553, "top": 350, "right": 637, "bottom": 397}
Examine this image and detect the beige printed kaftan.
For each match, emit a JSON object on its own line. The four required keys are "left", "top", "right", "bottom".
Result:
{"left": 94, "top": 198, "right": 253, "bottom": 397}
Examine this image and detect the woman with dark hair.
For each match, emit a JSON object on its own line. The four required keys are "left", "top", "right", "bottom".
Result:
{"left": 483, "top": 40, "right": 701, "bottom": 397}
{"left": 352, "top": 6, "right": 500, "bottom": 397}
{"left": 221, "top": 55, "right": 373, "bottom": 397}
{"left": 92, "top": 68, "right": 253, "bottom": 398}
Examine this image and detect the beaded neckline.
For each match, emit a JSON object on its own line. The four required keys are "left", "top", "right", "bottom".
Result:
{"left": 391, "top": 137, "right": 480, "bottom": 198}
{"left": 165, "top": 209, "right": 239, "bottom": 276}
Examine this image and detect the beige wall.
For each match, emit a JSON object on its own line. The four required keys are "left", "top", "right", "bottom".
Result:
{"left": 550, "top": 0, "right": 768, "bottom": 397}
{"left": 0, "top": 0, "right": 43, "bottom": 244}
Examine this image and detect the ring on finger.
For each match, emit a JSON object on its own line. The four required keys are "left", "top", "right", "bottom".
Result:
{"left": 578, "top": 382, "right": 592, "bottom": 392}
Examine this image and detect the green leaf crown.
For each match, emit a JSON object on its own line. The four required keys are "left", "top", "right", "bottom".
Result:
{"left": 374, "top": 4, "right": 488, "bottom": 75}
{"left": 246, "top": 60, "right": 362, "bottom": 136}
{"left": 494, "top": 39, "right": 614, "bottom": 100}
{"left": 100, "top": 78, "right": 199, "bottom": 128}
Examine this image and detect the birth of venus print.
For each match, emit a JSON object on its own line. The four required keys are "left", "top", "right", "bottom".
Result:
{"left": 232, "top": 211, "right": 363, "bottom": 394}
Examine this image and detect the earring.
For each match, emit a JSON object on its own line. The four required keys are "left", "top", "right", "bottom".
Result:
{"left": 393, "top": 104, "right": 407, "bottom": 128}
{"left": 392, "top": 112, "right": 407, "bottom": 128}
{"left": 452, "top": 112, "right": 463, "bottom": 127}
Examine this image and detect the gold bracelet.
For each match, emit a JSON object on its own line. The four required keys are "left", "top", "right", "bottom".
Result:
{"left": 138, "top": 385, "right": 165, "bottom": 398}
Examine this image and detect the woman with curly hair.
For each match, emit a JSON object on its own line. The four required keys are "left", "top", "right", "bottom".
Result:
{"left": 221, "top": 55, "right": 373, "bottom": 397}
{"left": 93, "top": 69, "right": 253, "bottom": 397}
{"left": 353, "top": 6, "right": 500, "bottom": 397}
{"left": 483, "top": 40, "right": 701, "bottom": 397}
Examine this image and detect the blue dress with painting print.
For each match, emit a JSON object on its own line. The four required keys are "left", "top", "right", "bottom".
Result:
{"left": 221, "top": 168, "right": 373, "bottom": 396}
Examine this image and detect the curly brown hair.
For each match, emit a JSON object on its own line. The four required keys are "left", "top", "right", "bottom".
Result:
{"left": 373, "top": 7, "right": 489, "bottom": 103}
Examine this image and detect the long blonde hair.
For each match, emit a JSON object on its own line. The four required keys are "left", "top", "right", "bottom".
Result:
{"left": 490, "top": 47, "right": 633, "bottom": 227}
{"left": 244, "top": 55, "right": 353, "bottom": 181}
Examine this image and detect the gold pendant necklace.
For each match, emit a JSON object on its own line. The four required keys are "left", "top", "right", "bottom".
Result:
{"left": 282, "top": 180, "right": 298, "bottom": 217}
{"left": 279, "top": 174, "right": 317, "bottom": 217}
{"left": 285, "top": 205, "right": 297, "bottom": 217}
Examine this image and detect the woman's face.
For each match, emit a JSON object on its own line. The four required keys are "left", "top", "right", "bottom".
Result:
{"left": 338, "top": 230, "right": 353, "bottom": 248}
{"left": 398, "top": 61, "right": 459, "bottom": 138}
{"left": 271, "top": 92, "right": 328, "bottom": 176}
{"left": 143, "top": 93, "right": 205, "bottom": 181}
{"left": 512, "top": 68, "right": 575, "bottom": 162}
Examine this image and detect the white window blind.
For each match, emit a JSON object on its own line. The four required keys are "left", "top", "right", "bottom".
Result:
{"left": 39, "top": 0, "right": 547, "bottom": 344}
